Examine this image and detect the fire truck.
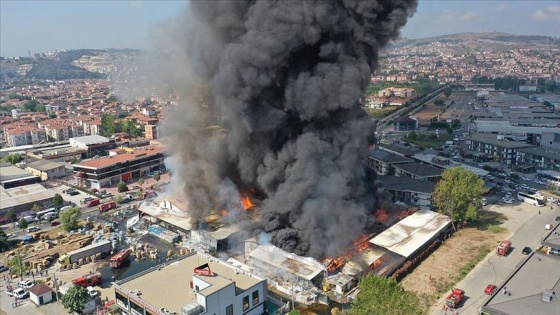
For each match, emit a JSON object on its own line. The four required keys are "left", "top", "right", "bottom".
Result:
{"left": 445, "top": 288, "right": 465, "bottom": 309}
{"left": 99, "top": 201, "right": 117, "bottom": 213}
{"left": 72, "top": 271, "right": 102, "bottom": 287}
{"left": 497, "top": 240, "right": 512, "bottom": 256}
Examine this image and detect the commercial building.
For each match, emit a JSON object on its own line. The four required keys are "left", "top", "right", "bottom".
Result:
{"left": 365, "top": 149, "right": 414, "bottom": 175}
{"left": 0, "top": 183, "right": 56, "bottom": 215}
{"left": 516, "top": 147, "right": 560, "bottom": 172}
{"left": 540, "top": 132, "right": 560, "bottom": 149}
{"left": 145, "top": 125, "right": 158, "bottom": 140}
{"left": 393, "top": 116, "right": 418, "bottom": 131}
{"left": 377, "top": 175, "right": 435, "bottom": 209}
{"left": 0, "top": 163, "right": 39, "bottom": 188}
{"left": 73, "top": 146, "right": 164, "bottom": 189}
{"left": 69, "top": 135, "right": 117, "bottom": 158}
{"left": 392, "top": 162, "right": 443, "bottom": 182}
{"left": 25, "top": 160, "right": 68, "bottom": 180}
{"left": 468, "top": 133, "right": 535, "bottom": 165}
{"left": 481, "top": 223, "right": 560, "bottom": 315}
{"left": 114, "top": 252, "right": 267, "bottom": 315}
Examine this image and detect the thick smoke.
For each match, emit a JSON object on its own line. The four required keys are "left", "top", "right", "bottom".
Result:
{"left": 158, "top": 0, "right": 417, "bottom": 259}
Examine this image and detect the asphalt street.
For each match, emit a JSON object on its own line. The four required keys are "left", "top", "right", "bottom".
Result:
{"left": 430, "top": 202, "right": 560, "bottom": 315}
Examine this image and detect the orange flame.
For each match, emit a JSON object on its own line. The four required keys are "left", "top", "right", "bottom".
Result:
{"left": 323, "top": 234, "right": 370, "bottom": 272}
{"left": 374, "top": 209, "right": 388, "bottom": 222}
{"left": 220, "top": 209, "right": 228, "bottom": 217}
{"left": 241, "top": 196, "right": 254, "bottom": 210}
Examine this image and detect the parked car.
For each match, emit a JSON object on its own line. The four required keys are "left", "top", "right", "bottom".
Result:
{"left": 81, "top": 196, "right": 94, "bottom": 204}
{"left": 87, "top": 286, "right": 99, "bottom": 298}
{"left": 547, "top": 197, "right": 556, "bottom": 203}
{"left": 19, "top": 280, "right": 34, "bottom": 289}
{"left": 26, "top": 226, "right": 40, "bottom": 233}
{"left": 484, "top": 284, "right": 498, "bottom": 295}
{"left": 7, "top": 288, "right": 28, "bottom": 299}
{"left": 51, "top": 221, "right": 61, "bottom": 227}
{"left": 522, "top": 247, "right": 532, "bottom": 255}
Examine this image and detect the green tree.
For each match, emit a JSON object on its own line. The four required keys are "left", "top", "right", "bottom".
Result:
{"left": 6, "top": 208, "right": 17, "bottom": 223}
{"left": 117, "top": 181, "right": 128, "bottom": 192}
{"left": 428, "top": 134, "right": 438, "bottom": 140}
{"left": 137, "top": 178, "right": 144, "bottom": 186}
{"left": 434, "top": 99, "right": 445, "bottom": 106}
{"left": 443, "top": 87, "right": 452, "bottom": 98}
{"left": 53, "top": 193, "right": 64, "bottom": 207}
{"left": 31, "top": 204, "right": 41, "bottom": 212}
{"left": 23, "top": 99, "right": 39, "bottom": 112}
{"left": 351, "top": 274, "right": 425, "bottom": 315}
{"left": 288, "top": 310, "right": 302, "bottom": 315}
{"left": 101, "top": 113, "right": 116, "bottom": 137}
{"left": 18, "top": 218, "right": 28, "bottom": 229}
{"left": 60, "top": 207, "right": 81, "bottom": 231}
{"left": 0, "top": 229, "right": 7, "bottom": 250}
{"left": 1, "top": 153, "right": 23, "bottom": 165}
{"left": 61, "top": 286, "right": 90, "bottom": 313}
{"left": 71, "top": 157, "right": 80, "bottom": 164}
{"left": 433, "top": 167, "right": 486, "bottom": 228}
{"left": 36, "top": 103, "right": 46, "bottom": 112}
{"left": 153, "top": 173, "right": 161, "bottom": 182}
{"left": 49, "top": 112, "right": 57, "bottom": 118}
{"left": 8, "top": 255, "right": 29, "bottom": 278}
{"left": 116, "top": 196, "right": 123, "bottom": 204}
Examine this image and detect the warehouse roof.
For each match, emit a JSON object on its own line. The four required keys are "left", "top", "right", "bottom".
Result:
{"left": 0, "top": 184, "right": 56, "bottom": 210}
{"left": 248, "top": 244, "right": 325, "bottom": 281}
{"left": 25, "top": 160, "right": 65, "bottom": 172}
{"left": 469, "top": 133, "right": 536, "bottom": 149}
{"left": 0, "top": 164, "right": 35, "bottom": 183}
{"left": 378, "top": 175, "right": 435, "bottom": 194}
{"left": 369, "top": 149, "right": 414, "bottom": 164}
{"left": 369, "top": 209, "right": 451, "bottom": 258}
{"left": 393, "top": 162, "right": 442, "bottom": 178}
{"left": 70, "top": 135, "right": 110, "bottom": 146}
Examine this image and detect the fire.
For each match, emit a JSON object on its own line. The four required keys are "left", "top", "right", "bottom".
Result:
{"left": 323, "top": 234, "right": 370, "bottom": 272}
{"left": 241, "top": 195, "right": 254, "bottom": 210}
{"left": 220, "top": 209, "right": 228, "bottom": 217}
{"left": 374, "top": 209, "right": 388, "bottom": 222}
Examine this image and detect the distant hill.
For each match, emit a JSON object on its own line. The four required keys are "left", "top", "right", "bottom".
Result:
{"left": 25, "top": 58, "right": 106, "bottom": 80}
{"left": 393, "top": 32, "right": 560, "bottom": 49}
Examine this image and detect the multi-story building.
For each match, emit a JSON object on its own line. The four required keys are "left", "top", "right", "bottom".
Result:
{"left": 393, "top": 162, "right": 443, "bottom": 182}
{"left": 468, "top": 133, "right": 535, "bottom": 165}
{"left": 516, "top": 147, "right": 560, "bottom": 172}
{"left": 114, "top": 252, "right": 267, "bottom": 315}
{"left": 73, "top": 146, "right": 164, "bottom": 189}
{"left": 4, "top": 126, "right": 47, "bottom": 147}
{"left": 366, "top": 149, "right": 414, "bottom": 175}
{"left": 145, "top": 124, "right": 158, "bottom": 140}
{"left": 69, "top": 135, "right": 117, "bottom": 158}
{"left": 377, "top": 175, "right": 435, "bottom": 209}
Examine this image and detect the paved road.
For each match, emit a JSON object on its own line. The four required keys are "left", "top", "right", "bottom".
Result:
{"left": 430, "top": 202, "right": 559, "bottom": 315}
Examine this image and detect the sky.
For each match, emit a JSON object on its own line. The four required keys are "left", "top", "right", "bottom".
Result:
{"left": 1, "top": 0, "right": 559, "bottom": 57}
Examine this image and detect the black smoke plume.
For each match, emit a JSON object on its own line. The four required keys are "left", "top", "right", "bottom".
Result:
{"left": 158, "top": 0, "right": 417, "bottom": 259}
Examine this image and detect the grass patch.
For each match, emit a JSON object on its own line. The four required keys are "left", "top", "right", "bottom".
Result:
{"left": 458, "top": 246, "right": 491, "bottom": 277}
{"left": 364, "top": 106, "right": 400, "bottom": 119}
{"left": 467, "top": 210, "right": 508, "bottom": 232}
{"left": 404, "top": 139, "right": 445, "bottom": 149}
{"left": 488, "top": 225, "right": 508, "bottom": 233}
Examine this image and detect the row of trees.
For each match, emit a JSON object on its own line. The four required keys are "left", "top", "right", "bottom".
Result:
{"left": 100, "top": 113, "right": 143, "bottom": 137}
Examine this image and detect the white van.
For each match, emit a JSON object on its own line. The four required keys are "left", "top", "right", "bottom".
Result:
{"left": 23, "top": 215, "right": 35, "bottom": 223}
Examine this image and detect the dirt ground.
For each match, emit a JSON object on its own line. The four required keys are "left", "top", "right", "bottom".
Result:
{"left": 400, "top": 214, "right": 508, "bottom": 303}
{"left": 414, "top": 103, "right": 446, "bottom": 125}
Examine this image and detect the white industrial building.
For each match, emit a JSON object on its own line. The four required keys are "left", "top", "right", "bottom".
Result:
{"left": 114, "top": 252, "right": 267, "bottom": 315}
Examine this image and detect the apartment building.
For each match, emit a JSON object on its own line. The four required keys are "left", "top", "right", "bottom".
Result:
{"left": 468, "top": 133, "right": 535, "bottom": 165}
{"left": 145, "top": 124, "right": 158, "bottom": 140}
{"left": 4, "top": 126, "right": 46, "bottom": 147}
{"left": 516, "top": 147, "right": 560, "bottom": 172}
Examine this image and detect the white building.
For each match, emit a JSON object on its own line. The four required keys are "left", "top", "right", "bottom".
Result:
{"left": 27, "top": 283, "right": 54, "bottom": 305}
{"left": 114, "top": 252, "right": 267, "bottom": 315}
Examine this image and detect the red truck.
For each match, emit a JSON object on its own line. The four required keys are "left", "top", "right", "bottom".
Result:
{"left": 497, "top": 240, "right": 512, "bottom": 256}
{"left": 86, "top": 199, "right": 100, "bottom": 207}
{"left": 445, "top": 288, "right": 465, "bottom": 309}
{"left": 99, "top": 201, "right": 117, "bottom": 213}
{"left": 72, "top": 271, "right": 102, "bottom": 287}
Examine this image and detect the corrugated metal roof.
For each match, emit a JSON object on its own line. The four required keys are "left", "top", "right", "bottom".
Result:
{"left": 369, "top": 209, "right": 451, "bottom": 258}
{"left": 0, "top": 184, "right": 56, "bottom": 210}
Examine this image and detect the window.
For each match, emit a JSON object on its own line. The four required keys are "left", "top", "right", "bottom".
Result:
{"left": 252, "top": 290, "right": 259, "bottom": 305}
{"left": 226, "top": 305, "right": 233, "bottom": 315}
{"left": 243, "top": 296, "right": 249, "bottom": 311}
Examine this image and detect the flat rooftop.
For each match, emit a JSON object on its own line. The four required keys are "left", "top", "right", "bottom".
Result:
{"left": 0, "top": 164, "right": 35, "bottom": 183}
{"left": 248, "top": 244, "right": 325, "bottom": 281}
{"left": 482, "top": 252, "right": 560, "bottom": 315}
{"left": 412, "top": 153, "right": 489, "bottom": 177}
{"left": 370, "top": 209, "right": 451, "bottom": 258}
{"left": 0, "top": 183, "right": 55, "bottom": 210}
{"left": 469, "top": 133, "right": 536, "bottom": 149}
{"left": 70, "top": 135, "right": 110, "bottom": 145}
{"left": 138, "top": 200, "right": 193, "bottom": 231}
{"left": 116, "top": 252, "right": 264, "bottom": 314}
{"left": 541, "top": 223, "right": 560, "bottom": 250}
{"left": 77, "top": 146, "right": 164, "bottom": 169}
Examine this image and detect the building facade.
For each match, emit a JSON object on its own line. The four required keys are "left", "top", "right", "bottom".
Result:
{"left": 73, "top": 147, "right": 164, "bottom": 189}
{"left": 468, "top": 133, "right": 535, "bottom": 165}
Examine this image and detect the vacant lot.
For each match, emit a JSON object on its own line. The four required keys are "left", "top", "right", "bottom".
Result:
{"left": 414, "top": 103, "right": 445, "bottom": 125}
{"left": 364, "top": 106, "right": 400, "bottom": 119}
{"left": 401, "top": 211, "right": 508, "bottom": 301}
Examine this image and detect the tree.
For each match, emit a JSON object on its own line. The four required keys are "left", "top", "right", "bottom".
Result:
{"left": 433, "top": 167, "right": 486, "bottom": 228}
{"left": 101, "top": 113, "right": 116, "bottom": 137}
{"left": 8, "top": 255, "right": 29, "bottom": 278}
{"left": 434, "top": 99, "right": 445, "bottom": 106}
{"left": 53, "top": 193, "right": 64, "bottom": 208}
{"left": 443, "top": 86, "right": 452, "bottom": 98}
{"left": 71, "top": 157, "right": 80, "bottom": 164}
{"left": 351, "top": 274, "right": 425, "bottom": 315}
{"left": 60, "top": 207, "right": 81, "bottom": 231}
{"left": 1, "top": 153, "right": 23, "bottom": 165}
{"left": 6, "top": 208, "right": 17, "bottom": 223}
{"left": 116, "top": 196, "right": 123, "bottom": 204}
{"left": 153, "top": 173, "right": 161, "bottom": 182}
{"left": 139, "top": 169, "right": 145, "bottom": 177}
{"left": 31, "top": 204, "right": 41, "bottom": 212}
{"left": 36, "top": 103, "right": 46, "bottom": 112}
{"left": 137, "top": 178, "right": 144, "bottom": 186}
{"left": 61, "top": 286, "right": 90, "bottom": 313}
{"left": 23, "top": 99, "right": 39, "bottom": 112}
{"left": 18, "top": 218, "right": 28, "bottom": 229}
{"left": 117, "top": 181, "right": 128, "bottom": 192}
{"left": 0, "top": 229, "right": 7, "bottom": 250}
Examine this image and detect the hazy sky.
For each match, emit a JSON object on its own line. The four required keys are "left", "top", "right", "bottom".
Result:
{"left": 1, "top": 0, "right": 559, "bottom": 57}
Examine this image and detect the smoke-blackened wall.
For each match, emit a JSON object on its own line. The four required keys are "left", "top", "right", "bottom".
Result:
{"left": 158, "top": 0, "right": 417, "bottom": 259}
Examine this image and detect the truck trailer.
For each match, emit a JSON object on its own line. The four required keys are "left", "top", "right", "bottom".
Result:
{"left": 58, "top": 240, "right": 112, "bottom": 266}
